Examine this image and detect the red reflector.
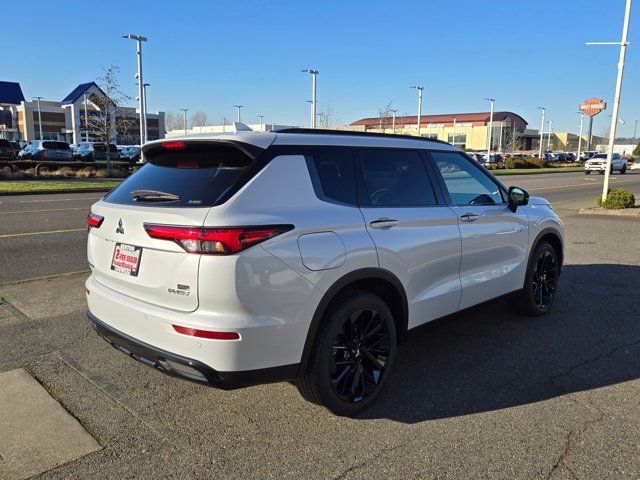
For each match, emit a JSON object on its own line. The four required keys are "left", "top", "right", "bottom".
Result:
{"left": 162, "top": 141, "right": 186, "bottom": 149}
{"left": 177, "top": 160, "right": 199, "bottom": 168}
{"left": 172, "top": 325, "right": 239, "bottom": 340}
{"left": 86, "top": 212, "right": 104, "bottom": 228}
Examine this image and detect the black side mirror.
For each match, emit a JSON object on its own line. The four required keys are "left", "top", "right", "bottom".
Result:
{"left": 508, "top": 186, "right": 529, "bottom": 212}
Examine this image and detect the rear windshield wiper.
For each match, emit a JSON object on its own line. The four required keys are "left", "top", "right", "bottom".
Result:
{"left": 130, "top": 190, "right": 181, "bottom": 202}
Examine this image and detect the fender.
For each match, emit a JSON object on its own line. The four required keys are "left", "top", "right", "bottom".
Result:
{"left": 524, "top": 227, "right": 564, "bottom": 288}
{"left": 296, "top": 268, "right": 408, "bottom": 376}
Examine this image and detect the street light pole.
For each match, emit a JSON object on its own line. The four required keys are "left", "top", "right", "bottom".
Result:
{"left": 547, "top": 120, "right": 553, "bottom": 151}
{"left": 83, "top": 93, "right": 89, "bottom": 142}
{"left": 498, "top": 121, "right": 504, "bottom": 153}
{"left": 452, "top": 116, "right": 456, "bottom": 146}
{"left": 577, "top": 112, "right": 584, "bottom": 161}
{"left": 485, "top": 98, "right": 495, "bottom": 158}
{"left": 233, "top": 105, "right": 243, "bottom": 123}
{"left": 122, "top": 34, "right": 148, "bottom": 145}
{"left": 143, "top": 83, "right": 150, "bottom": 142}
{"left": 258, "top": 115, "right": 264, "bottom": 131}
{"left": 33, "top": 97, "right": 43, "bottom": 140}
{"left": 221, "top": 117, "right": 227, "bottom": 133}
{"left": 538, "top": 107, "right": 546, "bottom": 158}
{"left": 410, "top": 86, "right": 424, "bottom": 136}
{"left": 634, "top": 119, "right": 638, "bottom": 139}
{"left": 586, "top": 0, "right": 632, "bottom": 202}
{"left": 181, "top": 109, "right": 188, "bottom": 135}
{"left": 302, "top": 69, "right": 319, "bottom": 128}
{"left": 390, "top": 109, "right": 398, "bottom": 134}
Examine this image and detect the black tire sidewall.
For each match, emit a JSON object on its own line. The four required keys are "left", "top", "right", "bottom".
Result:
{"left": 522, "top": 242, "right": 559, "bottom": 315}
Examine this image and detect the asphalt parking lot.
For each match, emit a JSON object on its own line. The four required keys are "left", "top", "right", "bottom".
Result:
{"left": 1, "top": 171, "right": 640, "bottom": 479}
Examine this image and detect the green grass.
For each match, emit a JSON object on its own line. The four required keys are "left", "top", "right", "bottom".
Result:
{"left": 0, "top": 180, "right": 121, "bottom": 193}
{"left": 492, "top": 167, "right": 584, "bottom": 176}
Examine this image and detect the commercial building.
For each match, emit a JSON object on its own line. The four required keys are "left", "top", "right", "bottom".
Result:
{"left": 166, "top": 123, "right": 295, "bottom": 137}
{"left": 0, "top": 80, "right": 165, "bottom": 145}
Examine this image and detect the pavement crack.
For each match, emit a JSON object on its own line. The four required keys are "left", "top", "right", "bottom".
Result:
{"left": 332, "top": 441, "right": 409, "bottom": 480}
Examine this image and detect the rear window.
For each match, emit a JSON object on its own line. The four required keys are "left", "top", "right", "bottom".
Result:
{"left": 93, "top": 144, "right": 118, "bottom": 152}
{"left": 310, "top": 147, "right": 356, "bottom": 205}
{"left": 42, "top": 141, "right": 70, "bottom": 150}
{"left": 104, "top": 143, "right": 255, "bottom": 207}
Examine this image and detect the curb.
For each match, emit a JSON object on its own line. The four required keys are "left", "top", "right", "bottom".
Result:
{"left": 0, "top": 188, "right": 112, "bottom": 196}
{"left": 578, "top": 207, "right": 640, "bottom": 219}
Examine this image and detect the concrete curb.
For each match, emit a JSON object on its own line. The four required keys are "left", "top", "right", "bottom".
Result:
{"left": 579, "top": 207, "right": 640, "bottom": 219}
{"left": 0, "top": 188, "right": 112, "bottom": 196}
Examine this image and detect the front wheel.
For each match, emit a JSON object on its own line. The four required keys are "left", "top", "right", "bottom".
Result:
{"left": 512, "top": 241, "right": 559, "bottom": 316}
{"left": 585, "top": 170, "right": 591, "bottom": 175}
{"left": 621, "top": 165, "right": 627, "bottom": 174}
{"left": 296, "top": 291, "right": 397, "bottom": 416}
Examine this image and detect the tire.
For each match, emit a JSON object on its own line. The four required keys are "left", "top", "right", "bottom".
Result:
{"left": 512, "top": 241, "right": 559, "bottom": 317}
{"left": 599, "top": 171, "right": 604, "bottom": 175}
{"left": 296, "top": 291, "right": 397, "bottom": 416}
{"left": 621, "top": 165, "right": 627, "bottom": 174}
{"left": 585, "top": 170, "right": 591, "bottom": 175}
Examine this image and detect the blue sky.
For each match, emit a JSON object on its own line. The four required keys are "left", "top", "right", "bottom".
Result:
{"left": 10, "top": 0, "right": 640, "bottom": 136}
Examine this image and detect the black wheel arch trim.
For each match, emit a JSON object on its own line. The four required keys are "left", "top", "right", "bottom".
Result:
{"left": 297, "top": 268, "right": 408, "bottom": 377}
{"left": 527, "top": 227, "right": 564, "bottom": 280}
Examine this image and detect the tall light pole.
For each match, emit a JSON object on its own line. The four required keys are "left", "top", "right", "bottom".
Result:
{"left": 143, "top": 83, "right": 150, "bottom": 142}
{"left": 452, "top": 116, "right": 457, "bottom": 146}
{"left": 577, "top": 112, "right": 585, "bottom": 161}
{"left": 390, "top": 109, "right": 398, "bottom": 134}
{"left": 83, "top": 93, "right": 89, "bottom": 142}
{"left": 410, "top": 86, "right": 424, "bottom": 136}
{"left": 181, "top": 108, "right": 188, "bottom": 135}
{"left": 586, "top": 0, "right": 632, "bottom": 202}
{"left": 221, "top": 117, "right": 227, "bottom": 133}
{"left": 547, "top": 120, "right": 554, "bottom": 151}
{"left": 634, "top": 119, "right": 638, "bottom": 139}
{"left": 302, "top": 69, "right": 319, "bottom": 129}
{"left": 122, "top": 34, "right": 148, "bottom": 145}
{"left": 33, "top": 97, "right": 43, "bottom": 140}
{"left": 485, "top": 98, "right": 495, "bottom": 158}
{"left": 234, "top": 105, "right": 243, "bottom": 123}
{"left": 258, "top": 114, "right": 264, "bottom": 131}
{"left": 538, "top": 106, "right": 546, "bottom": 158}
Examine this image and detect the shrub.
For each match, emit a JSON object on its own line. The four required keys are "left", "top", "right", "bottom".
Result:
{"left": 75, "top": 168, "right": 96, "bottom": 178}
{"left": 596, "top": 188, "right": 636, "bottom": 209}
{"left": 504, "top": 156, "right": 548, "bottom": 169}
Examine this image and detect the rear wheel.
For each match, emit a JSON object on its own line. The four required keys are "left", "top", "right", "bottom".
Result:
{"left": 621, "top": 165, "right": 627, "bottom": 174}
{"left": 585, "top": 170, "right": 591, "bottom": 175}
{"left": 512, "top": 241, "right": 559, "bottom": 316}
{"left": 296, "top": 291, "right": 397, "bottom": 416}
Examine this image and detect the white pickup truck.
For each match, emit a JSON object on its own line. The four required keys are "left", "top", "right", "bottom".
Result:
{"left": 585, "top": 153, "right": 627, "bottom": 174}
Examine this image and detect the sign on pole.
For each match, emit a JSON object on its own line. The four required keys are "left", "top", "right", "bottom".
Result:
{"left": 579, "top": 98, "right": 607, "bottom": 117}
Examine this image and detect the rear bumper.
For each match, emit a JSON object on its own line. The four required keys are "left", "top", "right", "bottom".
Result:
{"left": 88, "top": 311, "right": 298, "bottom": 388}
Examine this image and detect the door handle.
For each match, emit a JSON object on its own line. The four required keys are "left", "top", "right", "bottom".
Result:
{"left": 459, "top": 213, "right": 479, "bottom": 223}
{"left": 370, "top": 217, "right": 399, "bottom": 229}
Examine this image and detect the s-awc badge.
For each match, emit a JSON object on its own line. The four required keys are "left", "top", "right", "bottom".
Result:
{"left": 111, "top": 243, "right": 142, "bottom": 277}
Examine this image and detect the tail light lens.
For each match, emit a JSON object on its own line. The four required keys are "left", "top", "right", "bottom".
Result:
{"left": 144, "top": 224, "right": 293, "bottom": 254}
{"left": 86, "top": 212, "right": 104, "bottom": 228}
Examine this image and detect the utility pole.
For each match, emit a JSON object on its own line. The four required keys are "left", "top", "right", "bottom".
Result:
{"left": 586, "top": 0, "right": 632, "bottom": 202}
{"left": 33, "top": 97, "right": 43, "bottom": 140}
{"left": 143, "top": 83, "right": 150, "bottom": 141}
{"left": 302, "top": 69, "right": 319, "bottom": 128}
{"left": 122, "top": 34, "right": 148, "bottom": 145}
{"left": 83, "top": 93, "right": 89, "bottom": 142}
{"left": 634, "top": 119, "right": 638, "bottom": 139}
{"left": 577, "top": 112, "right": 584, "bottom": 161}
{"left": 181, "top": 109, "right": 188, "bottom": 135}
{"left": 498, "top": 121, "right": 504, "bottom": 153}
{"left": 547, "top": 120, "right": 553, "bottom": 151}
{"left": 233, "top": 105, "right": 243, "bottom": 123}
{"left": 221, "top": 117, "right": 227, "bottom": 133}
{"left": 485, "top": 98, "right": 495, "bottom": 158}
{"left": 258, "top": 115, "right": 264, "bottom": 131}
{"left": 538, "top": 106, "right": 546, "bottom": 158}
{"left": 452, "top": 116, "right": 457, "bottom": 146}
{"left": 390, "top": 109, "right": 398, "bottom": 134}
{"left": 411, "top": 86, "right": 424, "bottom": 136}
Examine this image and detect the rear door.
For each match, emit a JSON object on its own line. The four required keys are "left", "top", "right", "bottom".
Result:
{"left": 356, "top": 148, "right": 462, "bottom": 328}
{"left": 88, "top": 141, "right": 260, "bottom": 312}
{"left": 428, "top": 151, "right": 529, "bottom": 309}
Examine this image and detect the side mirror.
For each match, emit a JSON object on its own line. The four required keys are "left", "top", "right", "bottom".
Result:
{"left": 508, "top": 186, "right": 529, "bottom": 212}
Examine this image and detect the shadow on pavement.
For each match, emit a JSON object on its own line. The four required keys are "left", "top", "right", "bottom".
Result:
{"left": 363, "top": 264, "right": 640, "bottom": 423}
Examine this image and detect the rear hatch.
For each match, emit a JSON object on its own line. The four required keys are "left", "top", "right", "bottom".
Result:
{"left": 42, "top": 141, "right": 72, "bottom": 160}
{"left": 88, "top": 140, "right": 264, "bottom": 312}
{"left": 93, "top": 143, "right": 121, "bottom": 161}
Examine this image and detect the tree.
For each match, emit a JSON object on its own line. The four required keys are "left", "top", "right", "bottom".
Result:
{"left": 190, "top": 111, "right": 208, "bottom": 127}
{"left": 84, "top": 65, "right": 136, "bottom": 167}
{"left": 634, "top": 142, "right": 640, "bottom": 157}
{"left": 376, "top": 102, "right": 394, "bottom": 132}
{"left": 164, "top": 112, "right": 184, "bottom": 132}
{"left": 502, "top": 126, "right": 523, "bottom": 153}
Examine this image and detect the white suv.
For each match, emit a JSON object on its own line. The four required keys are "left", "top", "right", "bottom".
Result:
{"left": 584, "top": 153, "right": 627, "bottom": 174}
{"left": 86, "top": 128, "right": 564, "bottom": 416}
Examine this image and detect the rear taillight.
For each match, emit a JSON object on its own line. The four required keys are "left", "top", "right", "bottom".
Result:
{"left": 86, "top": 212, "right": 104, "bottom": 229}
{"left": 144, "top": 224, "right": 293, "bottom": 254}
{"left": 172, "top": 325, "right": 239, "bottom": 340}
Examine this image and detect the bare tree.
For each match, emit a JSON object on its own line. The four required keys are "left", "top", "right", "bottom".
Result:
{"left": 190, "top": 111, "right": 208, "bottom": 127}
{"left": 316, "top": 103, "right": 335, "bottom": 128}
{"left": 502, "top": 126, "right": 523, "bottom": 153}
{"left": 376, "top": 102, "right": 394, "bottom": 132}
{"left": 84, "top": 65, "right": 135, "bottom": 167}
{"left": 164, "top": 112, "right": 184, "bottom": 132}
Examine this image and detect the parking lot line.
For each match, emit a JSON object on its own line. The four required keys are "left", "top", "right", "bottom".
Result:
{"left": 0, "top": 207, "right": 86, "bottom": 216}
{"left": 529, "top": 178, "right": 640, "bottom": 191}
{"left": 0, "top": 228, "right": 85, "bottom": 239}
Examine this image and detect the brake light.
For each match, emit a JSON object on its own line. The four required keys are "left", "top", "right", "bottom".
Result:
{"left": 172, "top": 325, "right": 239, "bottom": 340}
{"left": 162, "top": 141, "right": 186, "bottom": 149}
{"left": 86, "top": 212, "right": 104, "bottom": 228}
{"left": 144, "top": 224, "right": 293, "bottom": 254}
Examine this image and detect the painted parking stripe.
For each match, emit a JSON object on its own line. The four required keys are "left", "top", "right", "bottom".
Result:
{"left": 0, "top": 228, "right": 85, "bottom": 239}
{"left": 0, "top": 207, "right": 87, "bottom": 216}
{"left": 529, "top": 179, "right": 640, "bottom": 191}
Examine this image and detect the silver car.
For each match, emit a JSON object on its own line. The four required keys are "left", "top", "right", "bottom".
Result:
{"left": 85, "top": 128, "right": 564, "bottom": 416}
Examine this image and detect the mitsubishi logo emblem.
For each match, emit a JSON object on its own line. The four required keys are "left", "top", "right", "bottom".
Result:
{"left": 116, "top": 219, "right": 125, "bottom": 235}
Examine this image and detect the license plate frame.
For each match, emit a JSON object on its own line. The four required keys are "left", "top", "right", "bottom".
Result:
{"left": 111, "top": 242, "right": 143, "bottom": 277}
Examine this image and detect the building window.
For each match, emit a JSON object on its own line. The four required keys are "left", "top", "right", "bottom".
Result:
{"left": 421, "top": 133, "right": 439, "bottom": 139}
{"left": 448, "top": 133, "right": 467, "bottom": 149}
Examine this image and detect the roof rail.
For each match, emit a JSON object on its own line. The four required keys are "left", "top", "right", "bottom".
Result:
{"left": 274, "top": 128, "right": 451, "bottom": 146}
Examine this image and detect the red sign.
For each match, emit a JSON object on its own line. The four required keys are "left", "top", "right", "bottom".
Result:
{"left": 580, "top": 98, "right": 607, "bottom": 117}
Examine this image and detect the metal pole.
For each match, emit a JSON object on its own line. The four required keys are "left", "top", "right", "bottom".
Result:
{"left": 143, "top": 83, "right": 150, "bottom": 142}
{"left": 486, "top": 98, "right": 494, "bottom": 158}
{"left": 547, "top": 120, "right": 553, "bottom": 151}
{"left": 122, "top": 35, "right": 148, "bottom": 145}
{"left": 498, "top": 121, "right": 504, "bottom": 153}
{"left": 634, "top": 119, "right": 638, "bottom": 139}
{"left": 83, "top": 93, "right": 89, "bottom": 142}
{"left": 391, "top": 109, "right": 398, "bottom": 134}
{"left": 577, "top": 113, "right": 584, "bottom": 161}
{"left": 33, "top": 97, "right": 43, "bottom": 140}
{"left": 416, "top": 87, "right": 423, "bottom": 136}
{"left": 258, "top": 115, "right": 264, "bottom": 131}
{"left": 221, "top": 117, "right": 227, "bottom": 133}
{"left": 538, "top": 107, "right": 545, "bottom": 158}
{"left": 311, "top": 72, "right": 317, "bottom": 129}
{"left": 452, "top": 116, "right": 456, "bottom": 146}
{"left": 234, "top": 105, "right": 243, "bottom": 123}
{"left": 181, "top": 109, "right": 188, "bottom": 135}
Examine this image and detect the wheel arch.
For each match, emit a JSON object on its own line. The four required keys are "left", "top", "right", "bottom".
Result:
{"left": 530, "top": 227, "right": 564, "bottom": 274}
{"left": 297, "top": 268, "right": 408, "bottom": 377}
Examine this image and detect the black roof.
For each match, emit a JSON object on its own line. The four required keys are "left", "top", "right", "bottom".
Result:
{"left": 275, "top": 128, "right": 451, "bottom": 145}
{"left": 0, "top": 81, "right": 25, "bottom": 104}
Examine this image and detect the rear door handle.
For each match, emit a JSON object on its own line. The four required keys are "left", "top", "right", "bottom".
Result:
{"left": 370, "top": 217, "right": 399, "bottom": 229}
{"left": 459, "top": 213, "right": 479, "bottom": 223}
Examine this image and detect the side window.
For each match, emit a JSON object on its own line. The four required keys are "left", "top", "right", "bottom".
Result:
{"left": 431, "top": 151, "right": 504, "bottom": 205}
{"left": 310, "top": 147, "right": 357, "bottom": 205}
{"left": 357, "top": 149, "right": 437, "bottom": 207}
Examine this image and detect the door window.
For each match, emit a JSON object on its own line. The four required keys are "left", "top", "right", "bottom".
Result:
{"left": 357, "top": 149, "right": 437, "bottom": 207}
{"left": 431, "top": 151, "right": 504, "bottom": 205}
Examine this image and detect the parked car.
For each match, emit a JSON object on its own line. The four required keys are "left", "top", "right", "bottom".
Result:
{"left": 92, "top": 143, "right": 121, "bottom": 162}
{"left": 17, "top": 142, "right": 32, "bottom": 159}
{"left": 630, "top": 160, "right": 640, "bottom": 172}
{"left": 481, "top": 153, "right": 504, "bottom": 165}
{"left": 466, "top": 152, "right": 484, "bottom": 163}
{"left": 75, "top": 142, "right": 94, "bottom": 161}
{"left": 9, "top": 141, "right": 22, "bottom": 158}
{"left": 584, "top": 153, "right": 627, "bottom": 174}
{"left": 85, "top": 129, "right": 565, "bottom": 416}
{"left": 580, "top": 151, "right": 597, "bottom": 161}
{"left": 22, "top": 140, "right": 73, "bottom": 161}
{"left": 0, "top": 139, "right": 15, "bottom": 160}
{"left": 120, "top": 146, "right": 141, "bottom": 163}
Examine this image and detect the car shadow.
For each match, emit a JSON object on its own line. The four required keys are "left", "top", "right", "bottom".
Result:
{"left": 361, "top": 264, "right": 640, "bottom": 423}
